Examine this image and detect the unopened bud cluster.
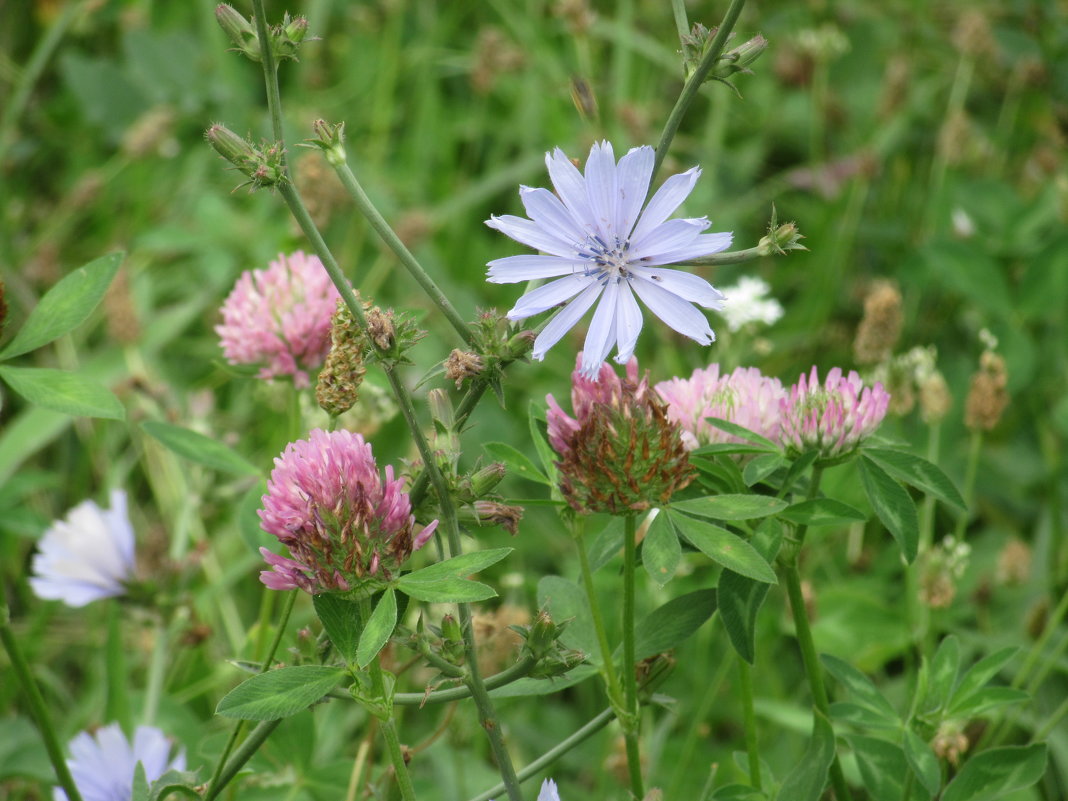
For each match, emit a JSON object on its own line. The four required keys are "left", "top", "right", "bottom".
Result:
{"left": 215, "top": 5, "right": 309, "bottom": 63}
{"left": 205, "top": 124, "right": 286, "bottom": 189}
{"left": 757, "top": 217, "right": 806, "bottom": 257}
{"left": 682, "top": 24, "right": 768, "bottom": 85}
{"left": 515, "top": 611, "right": 586, "bottom": 679}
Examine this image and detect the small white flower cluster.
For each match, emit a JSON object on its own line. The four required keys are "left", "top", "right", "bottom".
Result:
{"left": 716, "top": 276, "right": 784, "bottom": 332}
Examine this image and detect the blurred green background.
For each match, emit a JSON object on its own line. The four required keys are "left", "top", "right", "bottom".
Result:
{"left": 1, "top": 0, "right": 1066, "bottom": 798}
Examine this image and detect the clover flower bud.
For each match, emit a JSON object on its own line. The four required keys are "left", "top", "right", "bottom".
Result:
{"left": 259, "top": 429, "right": 438, "bottom": 595}
{"left": 919, "top": 370, "right": 952, "bottom": 425}
{"left": 547, "top": 356, "right": 693, "bottom": 514}
{"left": 778, "top": 366, "right": 890, "bottom": 460}
{"left": 316, "top": 300, "right": 366, "bottom": 416}
{"left": 439, "top": 613, "right": 465, "bottom": 662}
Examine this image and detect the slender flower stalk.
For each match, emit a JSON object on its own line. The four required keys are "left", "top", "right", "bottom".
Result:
{"left": 621, "top": 513, "right": 644, "bottom": 799}
{"left": 651, "top": 0, "right": 749, "bottom": 181}
{"left": 739, "top": 660, "right": 762, "bottom": 790}
{"left": 781, "top": 466, "right": 853, "bottom": 801}
{"left": 360, "top": 597, "right": 417, "bottom": 801}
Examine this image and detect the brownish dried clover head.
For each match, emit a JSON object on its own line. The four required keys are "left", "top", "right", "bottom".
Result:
{"left": 964, "top": 349, "right": 1009, "bottom": 431}
{"left": 316, "top": 299, "right": 366, "bottom": 417}
{"left": 365, "top": 306, "right": 395, "bottom": 351}
{"left": 546, "top": 356, "right": 693, "bottom": 515}
{"left": 444, "top": 349, "right": 484, "bottom": 387}
{"left": 853, "top": 280, "right": 903, "bottom": 365}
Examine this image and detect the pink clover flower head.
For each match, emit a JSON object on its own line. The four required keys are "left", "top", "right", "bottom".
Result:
{"left": 29, "top": 490, "right": 135, "bottom": 608}
{"left": 486, "top": 141, "right": 732, "bottom": 378}
{"left": 546, "top": 354, "right": 693, "bottom": 514}
{"left": 258, "top": 428, "right": 438, "bottom": 594}
{"left": 778, "top": 366, "right": 891, "bottom": 459}
{"left": 216, "top": 251, "right": 341, "bottom": 388}
{"left": 656, "top": 364, "right": 786, "bottom": 450}
{"left": 54, "top": 722, "right": 185, "bottom": 801}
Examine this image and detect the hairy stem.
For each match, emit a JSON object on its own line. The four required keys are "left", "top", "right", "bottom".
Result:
{"left": 392, "top": 654, "right": 537, "bottom": 706}
{"left": 360, "top": 597, "right": 417, "bottom": 801}
{"left": 575, "top": 519, "right": 624, "bottom": 709}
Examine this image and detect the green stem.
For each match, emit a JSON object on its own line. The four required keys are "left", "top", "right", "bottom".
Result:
{"left": 466, "top": 708, "right": 617, "bottom": 801}
{"left": 330, "top": 160, "right": 476, "bottom": 348}
{"left": 141, "top": 615, "right": 171, "bottom": 727}
{"left": 621, "top": 513, "right": 644, "bottom": 799}
{"left": 954, "top": 429, "right": 983, "bottom": 543}
{"left": 360, "top": 598, "right": 417, "bottom": 801}
{"left": 251, "top": 0, "right": 286, "bottom": 168}
{"left": 738, "top": 659, "right": 761, "bottom": 790}
{"left": 1033, "top": 691, "right": 1068, "bottom": 743}
{"left": 908, "top": 422, "right": 942, "bottom": 650}
{"left": 651, "top": 0, "right": 748, "bottom": 183}
{"left": 781, "top": 466, "right": 852, "bottom": 801}
{"left": 685, "top": 243, "right": 774, "bottom": 266}
{"left": 0, "top": 591, "right": 84, "bottom": 801}
{"left": 206, "top": 590, "right": 297, "bottom": 798}
{"left": 575, "top": 519, "right": 624, "bottom": 708}
{"left": 205, "top": 720, "right": 283, "bottom": 801}
{"left": 105, "top": 602, "right": 130, "bottom": 729}
{"left": 392, "top": 655, "right": 537, "bottom": 706}
{"left": 782, "top": 560, "right": 852, "bottom": 801}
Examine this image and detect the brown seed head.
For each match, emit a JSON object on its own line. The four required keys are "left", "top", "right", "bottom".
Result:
{"left": 444, "top": 349, "right": 484, "bottom": 388}
{"left": 964, "top": 351, "right": 1009, "bottom": 431}
{"left": 854, "top": 280, "right": 903, "bottom": 365}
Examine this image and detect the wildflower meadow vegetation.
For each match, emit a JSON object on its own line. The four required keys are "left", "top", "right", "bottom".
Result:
{"left": 2, "top": 2, "right": 1066, "bottom": 800}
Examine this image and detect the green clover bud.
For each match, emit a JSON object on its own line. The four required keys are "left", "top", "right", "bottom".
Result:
{"left": 440, "top": 614, "right": 465, "bottom": 663}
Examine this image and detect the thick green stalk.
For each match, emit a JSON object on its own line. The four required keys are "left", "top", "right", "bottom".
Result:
{"left": 781, "top": 465, "right": 852, "bottom": 801}
{"left": 782, "top": 560, "right": 852, "bottom": 801}
{"left": 621, "top": 513, "right": 645, "bottom": 799}
{"left": 467, "top": 708, "right": 616, "bottom": 801}
{"left": 651, "top": 0, "right": 748, "bottom": 182}
{"left": 360, "top": 597, "right": 417, "bottom": 801}
{"left": 0, "top": 592, "right": 84, "bottom": 801}
{"left": 330, "top": 161, "right": 476, "bottom": 348}
{"left": 205, "top": 719, "right": 283, "bottom": 801}
{"left": 738, "top": 659, "right": 761, "bottom": 790}
{"left": 575, "top": 520, "right": 624, "bottom": 709}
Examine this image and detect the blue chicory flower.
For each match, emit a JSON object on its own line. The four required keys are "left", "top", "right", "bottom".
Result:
{"left": 486, "top": 141, "right": 731, "bottom": 377}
